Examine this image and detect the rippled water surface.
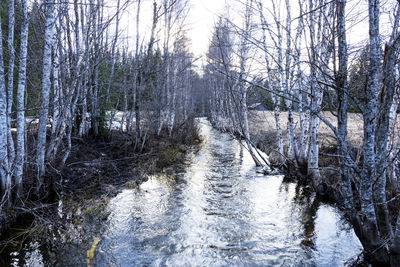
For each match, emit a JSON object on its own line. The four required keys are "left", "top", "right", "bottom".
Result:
{"left": 4, "top": 118, "right": 362, "bottom": 266}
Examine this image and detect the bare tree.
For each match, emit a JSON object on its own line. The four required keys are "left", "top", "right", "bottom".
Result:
{"left": 7, "top": 0, "right": 15, "bottom": 169}
{"left": 36, "top": 0, "right": 56, "bottom": 187}
{"left": 15, "top": 0, "right": 30, "bottom": 198}
{"left": 0, "top": 12, "right": 11, "bottom": 205}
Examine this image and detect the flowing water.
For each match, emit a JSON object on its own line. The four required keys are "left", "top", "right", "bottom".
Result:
{"left": 4, "top": 118, "right": 362, "bottom": 266}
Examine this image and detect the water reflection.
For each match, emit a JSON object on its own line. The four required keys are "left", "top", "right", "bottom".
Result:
{"left": 4, "top": 118, "right": 362, "bottom": 266}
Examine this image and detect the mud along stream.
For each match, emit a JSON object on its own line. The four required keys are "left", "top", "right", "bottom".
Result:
{"left": 3, "top": 118, "right": 362, "bottom": 266}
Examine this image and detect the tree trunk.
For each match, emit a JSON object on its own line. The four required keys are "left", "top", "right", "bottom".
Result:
{"left": 36, "top": 0, "right": 55, "bottom": 187}
{"left": 7, "top": 0, "right": 15, "bottom": 169}
{"left": 0, "top": 14, "right": 11, "bottom": 204}
{"left": 134, "top": 0, "right": 142, "bottom": 147}
{"left": 335, "top": 0, "right": 356, "bottom": 213}
{"left": 15, "top": 0, "right": 29, "bottom": 198}
{"left": 257, "top": 1, "right": 284, "bottom": 164}
{"left": 307, "top": 0, "right": 321, "bottom": 182}
{"left": 358, "top": 0, "right": 388, "bottom": 262}
{"left": 374, "top": 6, "right": 400, "bottom": 241}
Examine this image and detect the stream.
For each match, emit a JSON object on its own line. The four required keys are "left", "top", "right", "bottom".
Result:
{"left": 3, "top": 118, "right": 362, "bottom": 266}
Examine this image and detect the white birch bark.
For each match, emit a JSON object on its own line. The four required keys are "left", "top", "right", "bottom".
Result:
{"left": 7, "top": 0, "right": 15, "bottom": 168}
{"left": 91, "top": 0, "right": 103, "bottom": 137}
{"left": 158, "top": 0, "right": 172, "bottom": 135}
{"left": 306, "top": 0, "right": 322, "bottom": 180}
{"left": 336, "top": 0, "right": 355, "bottom": 214}
{"left": 361, "top": 0, "right": 380, "bottom": 225}
{"left": 373, "top": 5, "right": 400, "bottom": 240}
{"left": 36, "top": 0, "right": 55, "bottom": 183}
{"left": 237, "top": 0, "right": 269, "bottom": 168}
{"left": 79, "top": 0, "right": 92, "bottom": 137}
{"left": 387, "top": 88, "right": 399, "bottom": 187}
{"left": 0, "top": 14, "right": 10, "bottom": 203}
{"left": 61, "top": 44, "right": 85, "bottom": 166}
{"left": 295, "top": 0, "right": 308, "bottom": 163}
{"left": 283, "top": 0, "right": 299, "bottom": 161}
{"left": 46, "top": 2, "right": 68, "bottom": 161}
{"left": 355, "top": 0, "right": 384, "bottom": 260}
{"left": 121, "top": 49, "right": 128, "bottom": 132}
{"left": 46, "top": 33, "right": 61, "bottom": 160}
{"left": 106, "top": 0, "right": 121, "bottom": 132}
{"left": 134, "top": 0, "right": 142, "bottom": 145}
{"left": 257, "top": 1, "right": 284, "bottom": 162}
{"left": 15, "top": 0, "right": 29, "bottom": 198}
{"left": 167, "top": 55, "right": 177, "bottom": 136}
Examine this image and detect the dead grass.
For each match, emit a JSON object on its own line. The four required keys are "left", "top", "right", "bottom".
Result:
{"left": 248, "top": 110, "right": 400, "bottom": 184}
{"left": 249, "top": 110, "right": 400, "bottom": 147}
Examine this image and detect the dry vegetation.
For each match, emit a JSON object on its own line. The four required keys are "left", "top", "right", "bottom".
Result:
{"left": 248, "top": 110, "right": 400, "bottom": 185}
{"left": 249, "top": 110, "right": 399, "bottom": 148}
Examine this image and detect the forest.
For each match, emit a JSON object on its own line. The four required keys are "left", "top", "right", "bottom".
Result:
{"left": 0, "top": 0, "right": 399, "bottom": 266}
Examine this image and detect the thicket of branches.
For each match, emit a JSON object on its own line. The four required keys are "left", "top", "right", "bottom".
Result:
{"left": 0, "top": 0, "right": 203, "bottom": 215}
{"left": 204, "top": 0, "right": 400, "bottom": 264}
{"left": 1, "top": 0, "right": 400, "bottom": 264}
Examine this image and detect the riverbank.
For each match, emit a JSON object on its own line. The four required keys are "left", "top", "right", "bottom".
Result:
{"left": 248, "top": 110, "right": 398, "bottom": 193}
{"left": 210, "top": 110, "right": 399, "bottom": 212}
{"left": 2, "top": 118, "right": 363, "bottom": 266}
{"left": 210, "top": 113, "right": 342, "bottom": 192}
{"left": 248, "top": 111, "right": 360, "bottom": 197}
{"left": 0, "top": 119, "right": 201, "bottom": 259}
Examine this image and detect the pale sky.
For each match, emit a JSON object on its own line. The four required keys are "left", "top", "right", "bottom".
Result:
{"left": 118, "top": 0, "right": 396, "bottom": 70}
{"left": 186, "top": 0, "right": 227, "bottom": 58}
{"left": 120, "top": 0, "right": 227, "bottom": 59}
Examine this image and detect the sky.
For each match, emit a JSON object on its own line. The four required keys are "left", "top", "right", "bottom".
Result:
{"left": 186, "top": 0, "right": 227, "bottom": 58}
{"left": 118, "top": 0, "right": 396, "bottom": 71}
{"left": 120, "top": 0, "right": 227, "bottom": 61}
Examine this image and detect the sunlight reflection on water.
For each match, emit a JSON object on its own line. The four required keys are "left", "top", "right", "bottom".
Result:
{"left": 92, "top": 118, "right": 362, "bottom": 266}
{"left": 6, "top": 118, "right": 362, "bottom": 266}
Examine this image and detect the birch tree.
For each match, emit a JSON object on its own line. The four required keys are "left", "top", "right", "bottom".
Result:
{"left": 257, "top": 0, "right": 284, "bottom": 162}
{"left": 36, "top": 0, "right": 56, "bottom": 187}
{"left": 7, "top": 0, "right": 15, "bottom": 169}
{"left": 133, "top": 0, "right": 142, "bottom": 146}
{"left": 324, "top": 0, "right": 400, "bottom": 262}
{"left": 206, "top": 17, "right": 234, "bottom": 127}
{"left": 0, "top": 12, "right": 11, "bottom": 205}
{"left": 15, "top": 0, "right": 30, "bottom": 198}
{"left": 257, "top": 0, "right": 306, "bottom": 168}
{"left": 237, "top": 0, "right": 266, "bottom": 167}
{"left": 205, "top": 1, "right": 399, "bottom": 261}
